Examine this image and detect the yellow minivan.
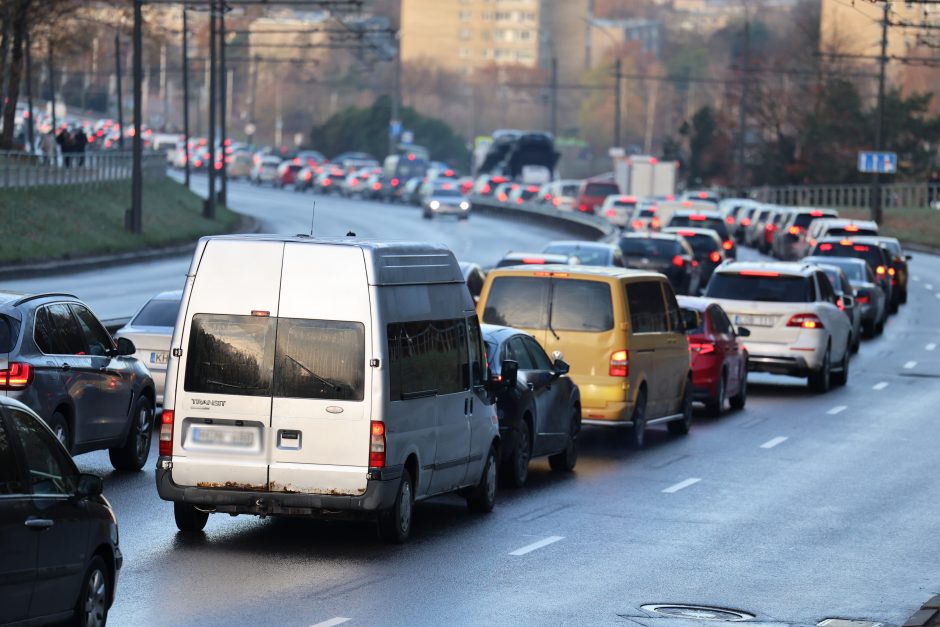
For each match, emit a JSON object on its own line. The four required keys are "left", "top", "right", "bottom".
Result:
{"left": 477, "top": 265, "right": 692, "bottom": 447}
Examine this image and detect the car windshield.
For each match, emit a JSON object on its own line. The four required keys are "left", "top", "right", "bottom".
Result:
{"left": 543, "top": 244, "right": 608, "bottom": 265}
{"left": 805, "top": 257, "right": 865, "bottom": 282}
{"left": 706, "top": 273, "right": 812, "bottom": 302}
{"left": 675, "top": 233, "right": 718, "bottom": 255}
{"left": 813, "top": 243, "right": 884, "bottom": 270}
{"left": 131, "top": 298, "right": 181, "bottom": 327}
{"left": 670, "top": 216, "right": 729, "bottom": 239}
{"left": 619, "top": 238, "right": 679, "bottom": 258}
{"left": 432, "top": 188, "right": 463, "bottom": 197}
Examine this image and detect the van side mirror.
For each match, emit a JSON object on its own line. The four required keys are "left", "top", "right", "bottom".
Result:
{"left": 75, "top": 473, "right": 103, "bottom": 498}
{"left": 552, "top": 358, "right": 570, "bottom": 378}
{"left": 116, "top": 336, "right": 136, "bottom": 357}
{"left": 736, "top": 326, "right": 751, "bottom": 337}
{"left": 500, "top": 360, "right": 518, "bottom": 389}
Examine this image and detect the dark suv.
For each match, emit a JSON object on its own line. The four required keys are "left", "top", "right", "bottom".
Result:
{"left": 0, "top": 292, "right": 155, "bottom": 471}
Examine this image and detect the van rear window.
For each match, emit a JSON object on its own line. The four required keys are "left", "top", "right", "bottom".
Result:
{"left": 483, "top": 277, "right": 550, "bottom": 329}
{"left": 185, "top": 315, "right": 276, "bottom": 397}
{"left": 585, "top": 182, "right": 619, "bottom": 197}
{"left": 483, "top": 277, "right": 612, "bottom": 332}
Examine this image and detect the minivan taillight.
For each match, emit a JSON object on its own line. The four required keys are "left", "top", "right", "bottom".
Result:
{"left": 159, "top": 410, "right": 174, "bottom": 457}
{"left": 370, "top": 421, "right": 386, "bottom": 468}
{"left": 787, "top": 314, "right": 824, "bottom": 329}
{"left": 0, "top": 362, "right": 32, "bottom": 390}
{"left": 610, "top": 350, "right": 629, "bottom": 377}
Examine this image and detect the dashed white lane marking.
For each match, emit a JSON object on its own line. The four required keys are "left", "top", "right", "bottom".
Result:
{"left": 310, "top": 618, "right": 351, "bottom": 627}
{"left": 827, "top": 405, "right": 848, "bottom": 415}
{"left": 904, "top": 361, "right": 918, "bottom": 369}
{"left": 927, "top": 343, "right": 937, "bottom": 351}
{"left": 913, "top": 275, "right": 920, "bottom": 282}
{"left": 662, "top": 478, "right": 701, "bottom": 494}
{"left": 509, "top": 536, "right": 564, "bottom": 556}
{"left": 927, "top": 284, "right": 935, "bottom": 291}
{"left": 760, "top": 436, "right": 788, "bottom": 449}
{"left": 873, "top": 381, "right": 889, "bottom": 390}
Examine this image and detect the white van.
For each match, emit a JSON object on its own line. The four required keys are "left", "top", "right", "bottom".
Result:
{"left": 156, "top": 235, "right": 501, "bottom": 542}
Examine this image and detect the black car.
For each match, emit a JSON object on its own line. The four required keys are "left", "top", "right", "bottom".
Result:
{"left": 852, "top": 236, "right": 910, "bottom": 310}
{"left": 542, "top": 240, "right": 624, "bottom": 267}
{"left": 666, "top": 209, "right": 737, "bottom": 259}
{"left": 809, "top": 238, "right": 895, "bottom": 313}
{"left": 662, "top": 227, "right": 726, "bottom": 288}
{"left": 618, "top": 233, "right": 701, "bottom": 295}
{"left": 0, "top": 291, "right": 156, "bottom": 471}
{"left": 482, "top": 325, "right": 580, "bottom": 488}
{"left": 0, "top": 396, "right": 121, "bottom": 625}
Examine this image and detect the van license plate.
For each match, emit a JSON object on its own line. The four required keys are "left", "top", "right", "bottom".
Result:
{"left": 190, "top": 427, "right": 255, "bottom": 448}
{"left": 150, "top": 351, "right": 169, "bottom": 365}
{"left": 736, "top": 314, "right": 776, "bottom": 327}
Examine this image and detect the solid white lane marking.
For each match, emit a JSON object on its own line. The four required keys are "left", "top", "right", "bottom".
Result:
{"left": 760, "top": 436, "right": 788, "bottom": 449}
{"left": 662, "top": 478, "right": 701, "bottom": 494}
{"left": 827, "top": 405, "right": 848, "bottom": 415}
{"left": 873, "top": 381, "right": 889, "bottom": 390}
{"left": 927, "top": 343, "right": 937, "bottom": 351}
{"left": 509, "top": 536, "right": 564, "bottom": 556}
{"left": 904, "top": 361, "right": 917, "bottom": 369}
{"left": 310, "top": 618, "right": 351, "bottom": 627}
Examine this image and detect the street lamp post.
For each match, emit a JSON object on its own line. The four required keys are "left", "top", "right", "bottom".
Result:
{"left": 182, "top": 6, "right": 191, "bottom": 187}
{"left": 130, "top": 0, "right": 143, "bottom": 234}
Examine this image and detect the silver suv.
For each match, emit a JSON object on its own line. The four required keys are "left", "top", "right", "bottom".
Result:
{"left": 0, "top": 291, "right": 156, "bottom": 470}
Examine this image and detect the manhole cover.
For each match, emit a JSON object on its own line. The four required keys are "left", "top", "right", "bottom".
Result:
{"left": 640, "top": 604, "right": 755, "bottom": 621}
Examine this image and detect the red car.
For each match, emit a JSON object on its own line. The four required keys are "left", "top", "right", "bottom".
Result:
{"left": 276, "top": 162, "right": 304, "bottom": 188}
{"left": 576, "top": 177, "right": 620, "bottom": 214}
{"left": 678, "top": 296, "right": 749, "bottom": 417}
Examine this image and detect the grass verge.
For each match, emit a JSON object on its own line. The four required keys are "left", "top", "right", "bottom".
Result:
{"left": 0, "top": 178, "right": 240, "bottom": 264}
{"left": 835, "top": 206, "right": 940, "bottom": 250}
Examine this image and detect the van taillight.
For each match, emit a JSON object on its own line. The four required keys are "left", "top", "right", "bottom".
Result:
{"left": 370, "top": 421, "right": 386, "bottom": 468}
{"left": 159, "top": 410, "right": 175, "bottom": 457}
{"left": 0, "top": 363, "right": 32, "bottom": 390}
{"left": 787, "top": 314, "right": 824, "bottom": 329}
{"left": 610, "top": 350, "right": 629, "bottom": 377}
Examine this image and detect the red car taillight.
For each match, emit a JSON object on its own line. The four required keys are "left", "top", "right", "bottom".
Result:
{"left": 610, "top": 350, "right": 629, "bottom": 377}
{"left": 722, "top": 240, "right": 734, "bottom": 251}
{"left": 672, "top": 255, "right": 685, "bottom": 267}
{"left": 689, "top": 342, "right": 716, "bottom": 354}
{"left": 709, "top": 251, "right": 722, "bottom": 263}
{"left": 159, "top": 409, "right": 175, "bottom": 457}
{"left": 606, "top": 209, "right": 617, "bottom": 217}
{"left": 787, "top": 314, "right": 824, "bottom": 329}
{"left": 0, "top": 363, "right": 32, "bottom": 390}
{"left": 370, "top": 421, "right": 386, "bottom": 468}
{"left": 579, "top": 203, "right": 590, "bottom": 212}
{"left": 856, "top": 294, "right": 870, "bottom": 304}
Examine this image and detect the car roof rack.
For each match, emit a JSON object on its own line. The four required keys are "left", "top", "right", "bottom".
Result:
{"left": 12, "top": 293, "right": 79, "bottom": 307}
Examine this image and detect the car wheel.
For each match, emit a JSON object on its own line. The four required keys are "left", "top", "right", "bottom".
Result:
{"left": 729, "top": 368, "right": 748, "bottom": 410}
{"left": 668, "top": 379, "right": 693, "bottom": 435}
{"left": 875, "top": 315, "right": 885, "bottom": 336}
{"left": 808, "top": 347, "right": 831, "bottom": 394}
{"left": 458, "top": 214, "right": 470, "bottom": 221}
{"left": 422, "top": 212, "right": 432, "bottom": 220}
{"left": 851, "top": 330, "right": 860, "bottom": 354}
{"left": 467, "top": 446, "right": 497, "bottom": 513}
{"left": 174, "top": 502, "right": 209, "bottom": 533}
{"left": 74, "top": 555, "right": 110, "bottom": 627}
{"left": 706, "top": 371, "right": 725, "bottom": 418}
{"left": 47, "top": 411, "right": 71, "bottom": 452}
{"left": 900, "top": 288, "right": 908, "bottom": 305}
{"left": 502, "top": 421, "right": 531, "bottom": 488}
{"left": 627, "top": 388, "right": 647, "bottom": 448}
{"left": 549, "top": 407, "right": 579, "bottom": 472}
{"left": 832, "top": 343, "right": 850, "bottom": 387}
{"left": 862, "top": 320, "right": 874, "bottom": 339}
{"left": 108, "top": 396, "right": 154, "bottom": 471}
{"left": 378, "top": 468, "right": 413, "bottom": 543}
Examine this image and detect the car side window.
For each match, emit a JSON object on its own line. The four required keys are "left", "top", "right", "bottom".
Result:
{"left": 34, "top": 306, "right": 65, "bottom": 354}
{"left": 0, "top": 416, "right": 25, "bottom": 495}
{"left": 70, "top": 304, "right": 115, "bottom": 357}
{"left": 710, "top": 306, "right": 733, "bottom": 335}
{"left": 816, "top": 273, "right": 837, "bottom": 304}
{"left": 505, "top": 337, "right": 536, "bottom": 370}
{"left": 626, "top": 281, "right": 667, "bottom": 333}
{"left": 467, "top": 316, "right": 486, "bottom": 389}
{"left": 661, "top": 283, "right": 683, "bottom": 333}
{"left": 6, "top": 409, "right": 76, "bottom": 496}
{"left": 522, "top": 337, "right": 553, "bottom": 371}
{"left": 46, "top": 303, "right": 89, "bottom": 355}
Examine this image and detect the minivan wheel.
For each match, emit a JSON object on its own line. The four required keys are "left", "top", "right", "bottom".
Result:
{"left": 549, "top": 408, "right": 580, "bottom": 472}
{"left": 706, "top": 372, "right": 726, "bottom": 418}
{"left": 502, "top": 422, "right": 531, "bottom": 488}
{"left": 627, "top": 389, "right": 647, "bottom": 448}
{"left": 808, "top": 347, "right": 831, "bottom": 394}
{"left": 467, "top": 446, "right": 497, "bottom": 513}
{"left": 108, "top": 396, "right": 154, "bottom": 472}
{"left": 74, "top": 555, "right": 109, "bottom": 627}
{"left": 378, "top": 468, "right": 413, "bottom": 543}
{"left": 668, "top": 381, "right": 693, "bottom": 435}
{"left": 47, "top": 411, "right": 71, "bottom": 453}
{"left": 174, "top": 502, "right": 209, "bottom": 533}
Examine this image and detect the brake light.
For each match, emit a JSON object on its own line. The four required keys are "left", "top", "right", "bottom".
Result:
{"left": 481, "top": 184, "right": 491, "bottom": 194}
{"left": 516, "top": 197, "right": 524, "bottom": 204}
{"left": 523, "top": 257, "right": 545, "bottom": 264}
{"left": 372, "top": 182, "right": 382, "bottom": 190}
{"left": 787, "top": 314, "right": 824, "bottom": 329}
{"left": 370, "top": 421, "right": 386, "bottom": 468}
{"left": 651, "top": 217, "right": 661, "bottom": 229}
{"left": 722, "top": 240, "right": 734, "bottom": 250}
{"left": 677, "top": 230, "right": 696, "bottom": 237}
{"left": 810, "top": 210, "right": 824, "bottom": 216}
{"left": 837, "top": 298, "right": 844, "bottom": 311}
{"left": 856, "top": 294, "right": 870, "bottom": 304}
{"left": 391, "top": 177, "right": 399, "bottom": 186}
{"left": 766, "top": 224, "right": 777, "bottom": 232}
{"left": 697, "top": 191, "right": 708, "bottom": 199}
{"left": 876, "top": 265, "right": 886, "bottom": 275}
{"left": 632, "top": 219, "right": 644, "bottom": 229}
{"left": 741, "top": 218, "right": 751, "bottom": 226}
{"left": 606, "top": 209, "right": 617, "bottom": 217}
{"left": 845, "top": 225, "right": 859, "bottom": 232}
{"left": 443, "top": 183, "right": 452, "bottom": 190}
{"left": 445, "top": 169, "right": 454, "bottom": 176}
{"left": 819, "top": 243, "right": 833, "bottom": 251}
{"left": 499, "top": 193, "right": 509, "bottom": 202}
{"left": 672, "top": 255, "right": 685, "bottom": 267}
{"left": 527, "top": 186, "right": 539, "bottom": 192}
{"left": 0, "top": 363, "right": 32, "bottom": 390}
{"left": 610, "top": 350, "right": 629, "bottom": 377}
{"left": 789, "top": 226, "right": 801, "bottom": 235}
{"left": 689, "top": 342, "right": 715, "bottom": 354}
{"left": 159, "top": 410, "right": 174, "bottom": 457}
{"left": 690, "top": 214, "right": 706, "bottom": 221}
{"left": 709, "top": 251, "right": 722, "bottom": 263}
{"left": 887, "top": 267, "right": 896, "bottom": 276}
{"left": 304, "top": 171, "right": 312, "bottom": 181}
{"left": 553, "top": 198, "right": 561, "bottom": 207}
{"left": 725, "top": 216, "right": 735, "bottom": 224}
{"left": 739, "top": 270, "right": 780, "bottom": 277}
{"left": 323, "top": 178, "right": 332, "bottom": 186}
{"left": 350, "top": 177, "right": 359, "bottom": 186}
{"left": 840, "top": 239, "right": 853, "bottom": 246}
{"left": 579, "top": 203, "right": 589, "bottom": 212}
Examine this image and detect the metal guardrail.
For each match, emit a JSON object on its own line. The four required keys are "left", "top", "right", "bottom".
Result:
{"left": 749, "top": 183, "right": 940, "bottom": 209}
{"left": 0, "top": 150, "right": 166, "bottom": 188}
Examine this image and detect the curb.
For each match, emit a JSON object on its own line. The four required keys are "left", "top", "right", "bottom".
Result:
{"left": 904, "top": 595, "right": 940, "bottom": 627}
{"left": 0, "top": 214, "right": 260, "bottom": 281}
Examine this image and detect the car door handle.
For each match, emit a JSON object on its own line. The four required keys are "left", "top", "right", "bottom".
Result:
{"left": 60, "top": 363, "right": 71, "bottom": 371}
{"left": 527, "top": 382, "right": 535, "bottom": 390}
{"left": 25, "top": 517, "right": 54, "bottom": 530}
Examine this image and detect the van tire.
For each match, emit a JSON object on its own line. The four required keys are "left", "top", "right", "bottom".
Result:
{"left": 502, "top": 422, "right": 530, "bottom": 488}
{"left": 549, "top": 408, "right": 579, "bottom": 472}
{"left": 467, "top": 446, "right": 497, "bottom": 513}
{"left": 378, "top": 469, "right": 413, "bottom": 544}
{"left": 108, "top": 396, "right": 154, "bottom": 472}
{"left": 174, "top": 502, "right": 209, "bottom": 533}
{"left": 668, "top": 380, "right": 693, "bottom": 435}
{"left": 627, "top": 388, "right": 647, "bottom": 448}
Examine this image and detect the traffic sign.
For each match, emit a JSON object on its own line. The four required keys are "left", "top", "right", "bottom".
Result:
{"left": 389, "top": 120, "right": 402, "bottom": 138}
{"left": 858, "top": 151, "right": 897, "bottom": 174}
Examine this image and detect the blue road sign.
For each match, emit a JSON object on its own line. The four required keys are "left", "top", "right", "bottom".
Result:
{"left": 858, "top": 151, "right": 897, "bottom": 174}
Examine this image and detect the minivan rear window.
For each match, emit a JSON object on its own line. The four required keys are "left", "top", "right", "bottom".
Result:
{"left": 551, "top": 280, "right": 613, "bottom": 332}
{"left": 619, "top": 238, "right": 679, "bottom": 258}
{"left": 706, "top": 273, "right": 811, "bottom": 303}
{"left": 668, "top": 216, "right": 729, "bottom": 239}
{"left": 131, "top": 298, "right": 181, "bottom": 327}
{"left": 483, "top": 277, "right": 612, "bottom": 333}
{"left": 483, "top": 277, "right": 550, "bottom": 328}
{"left": 185, "top": 315, "right": 276, "bottom": 397}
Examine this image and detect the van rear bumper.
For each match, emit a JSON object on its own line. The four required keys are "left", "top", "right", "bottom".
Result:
{"left": 156, "top": 463, "right": 401, "bottom": 516}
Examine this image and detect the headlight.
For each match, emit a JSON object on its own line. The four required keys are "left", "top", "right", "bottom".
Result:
{"left": 430, "top": 200, "right": 440, "bottom": 210}
{"left": 460, "top": 201, "right": 470, "bottom": 210}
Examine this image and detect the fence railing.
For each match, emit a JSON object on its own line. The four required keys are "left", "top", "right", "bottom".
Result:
{"left": 749, "top": 183, "right": 940, "bottom": 210}
{"left": 0, "top": 150, "right": 166, "bottom": 189}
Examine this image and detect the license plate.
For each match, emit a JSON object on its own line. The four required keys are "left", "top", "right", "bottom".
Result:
{"left": 150, "top": 350, "right": 169, "bottom": 365}
{"left": 190, "top": 426, "right": 256, "bottom": 448}
{"left": 736, "top": 314, "right": 776, "bottom": 327}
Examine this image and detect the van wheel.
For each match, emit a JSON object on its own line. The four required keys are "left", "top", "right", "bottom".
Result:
{"left": 74, "top": 555, "right": 110, "bottom": 627}
{"left": 467, "top": 446, "right": 497, "bottom": 513}
{"left": 729, "top": 370, "right": 747, "bottom": 410}
{"left": 378, "top": 469, "right": 413, "bottom": 543}
{"left": 627, "top": 388, "right": 647, "bottom": 448}
{"left": 501, "top": 422, "right": 530, "bottom": 488}
{"left": 174, "top": 502, "right": 209, "bottom": 533}
{"left": 108, "top": 396, "right": 153, "bottom": 471}
{"left": 549, "top": 408, "right": 579, "bottom": 472}
{"left": 808, "top": 347, "right": 831, "bottom": 394}
{"left": 705, "top": 372, "right": 725, "bottom": 418}
{"left": 668, "top": 381, "right": 693, "bottom": 435}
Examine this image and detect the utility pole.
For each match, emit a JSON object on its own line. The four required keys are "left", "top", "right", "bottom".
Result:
{"left": 48, "top": 43, "right": 56, "bottom": 132}
{"left": 550, "top": 56, "right": 558, "bottom": 138}
{"left": 389, "top": 31, "right": 401, "bottom": 157}
{"left": 613, "top": 57, "right": 622, "bottom": 149}
{"left": 206, "top": 0, "right": 217, "bottom": 219}
{"left": 130, "top": 0, "right": 143, "bottom": 234}
{"left": 115, "top": 35, "right": 124, "bottom": 150}
{"left": 735, "top": 8, "right": 750, "bottom": 192}
{"left": 872, "top": 1, "right": 889, "bottom": 225}
{"left": 182, "top": 7, "right": 191, "bottom": 187}
{"left": 249, "top": 54, "right": 258, "bottom": 144}
{"left": 160, "top": 43, "right": 168, "bottom": 131}
{"left": 219, "top": 2, "right": 228, "bottom": 207}
{"left": 24, "top": 29, "right": 34, "bottom": 152}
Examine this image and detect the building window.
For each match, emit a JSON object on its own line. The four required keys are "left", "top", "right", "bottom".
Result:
{"left": 459, "top": 10, "right": 472, "bottom": 21}
{"left": 459, "top": 29, "right": 472, "bottom": 40}
{"left": 519, "top": 30, "right": 531, "bottom": 40}
{"left": 459, "top": 47, "right": 472, "bottom": 59}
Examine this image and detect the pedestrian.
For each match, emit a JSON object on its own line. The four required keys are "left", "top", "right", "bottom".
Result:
{"left": 74, "top": 128, "right": 88, "bottom": 167}
{"left": 41, "top": 131, "right": 56, "bottom": 166}
{"left": 55, "top": 129, "right": 70, "bottom": 168}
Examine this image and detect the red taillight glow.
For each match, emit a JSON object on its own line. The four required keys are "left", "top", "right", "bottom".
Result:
{"left": 304, "top": 172, "right": 312, "bottom": 181}
{"left": 725, "top": 216, "right": 735, "bottom": 224}
{"left": 0, "top": 363, "right": 32, "bottom": 390}
{"left": 722, "top": 240, "right": 734, "bottom": 250}
{"left": 876, "top": 265, "right": 886, "bottom": 275}
{"left": 689, "top": 342, "right": 716, "bottom": 354}
{"left": 787, "top": 314, "right": 824, "bottom": 329}
{"left": 498, "top": 193, "right": 509, "bottom": 202}
{"left": 445, "top": 169, "right": 454, "bottom": 176}
{"left": 845, "top": 225, "right": 859, "bottom": 232}
{"left": 888, "top": 267, "right": 896, "bottom": 276}
{"left": 856, "top": 294, "right": 870, "bottom": 304}
{"left": 391, "top": 177, "right": 400, "bottom": 186}
{"left": 789, "top": 226, "right": 801, "bottom": 235}
{"left": 739, "top": 270, "right": 780, "bottom": 277}
{"left": 672, "top": 255, "right": 685, "bottom": 267}
{"left": 527, "top": 186, "right": 539, "bottom": 192}
{"left": 819, "top": 243, "right": 833, "bottom": 251}
{"left": 159, "top": 410, "right": 174, "bottom": 457}
{"left": 481, "top": 184, "right": 492, "bottom": 194}
{"left": 370, "top": 421, "right": 386, "bottom": 468}
{"left": 523, "top": 257, "right": 545, "bottom": 264}
{"left": 697, "top": 191, "right": 708, "bottom": 199}
{"left": 516, "top": 198, "right": 524, "bottom": 204}
{"left": 651, "top": 217, "right": 661, "bottom": 229}
{"left": 372, "top": 182, "right": 382, "bottom": 190}
{"left": 323, "top": 178, "right": 332, "bottom": 186}
{"left": 610, "top": 350, "right": 629, "bottom": 377}
{"left": 837, "top": 298, "right": 844, "bottom": 311}
{"left": 810, "top": 210, "right": 824, "bottom": 217}
{"left": 709, "top": 251, "right": 722, "bottom": 263}
{"left": 632, "top": 219, "right": 644, "bottom": 229}
{"left": 741, "top": 218, "right": 751, "bottom": 226}
{"left": 606, "top": 209, "right": 617, "bottom": 217}
{"left": 677, "top": 230, "right": 696, "bottom": 237}
{"left": 579, "top": 203, "right": 589, "bottom": 212}
{"left": 690, "top": 214, "right": 707, "bottom": 221}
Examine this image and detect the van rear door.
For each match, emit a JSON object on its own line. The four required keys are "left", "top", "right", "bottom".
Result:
{"left": 268, "top": 243, "right": 372, "bottom": 497}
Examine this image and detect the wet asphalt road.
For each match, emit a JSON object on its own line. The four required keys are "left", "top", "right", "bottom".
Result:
{"left": 8, "top": 178, "right": 940, "bottom": 626}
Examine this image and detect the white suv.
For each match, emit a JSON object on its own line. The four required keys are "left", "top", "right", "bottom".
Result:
{"left": 704, "top": 261, "right": 853, "bottom": 393}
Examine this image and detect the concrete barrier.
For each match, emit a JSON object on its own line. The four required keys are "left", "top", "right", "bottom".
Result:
{"left": 469, "top": 195, "right": 617, "bottom": 242}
